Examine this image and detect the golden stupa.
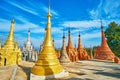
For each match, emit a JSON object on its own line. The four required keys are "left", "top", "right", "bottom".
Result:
{"left": 0, "top": 19, "right": 22, "bottom": 66}
{"left": 31, "top": 2, "right": 68, "bottom": 79}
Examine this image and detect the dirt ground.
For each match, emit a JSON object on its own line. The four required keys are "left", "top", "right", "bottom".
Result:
{"left": 18, "top": 60, "right": 120, "bottom": 80}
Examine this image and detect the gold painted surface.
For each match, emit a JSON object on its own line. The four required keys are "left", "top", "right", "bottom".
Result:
{"left": 32, "top": 4, "right": 63, "bottom": 76}
{"left": 0, "top": 19, "right": 22, "bottom": 67}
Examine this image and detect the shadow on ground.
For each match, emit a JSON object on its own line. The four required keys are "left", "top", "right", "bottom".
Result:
{"left": 94, "top": 71, "right": 120, "bottom": 78}
{"left": 19, "top": 65, "right": 32, "bottom": 80}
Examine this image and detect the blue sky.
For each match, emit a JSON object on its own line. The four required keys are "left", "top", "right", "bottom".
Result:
{"left": 0, "top": 0, "right": 120, "bottom": 49}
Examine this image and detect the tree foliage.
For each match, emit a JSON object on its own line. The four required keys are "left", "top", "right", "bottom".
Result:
{"left": 105, "top": 22, "right": 120, "bottom": 57}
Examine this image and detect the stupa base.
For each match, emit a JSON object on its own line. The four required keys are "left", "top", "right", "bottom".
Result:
{"left": 30, "top": 70, "right": 69, "bottom": 80}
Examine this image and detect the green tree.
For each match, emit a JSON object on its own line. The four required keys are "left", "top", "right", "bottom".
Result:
{"left": 105, "top": 22, "right": 120, "bottom": 57}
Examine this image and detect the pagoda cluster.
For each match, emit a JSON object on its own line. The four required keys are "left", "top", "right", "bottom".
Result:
{"left": 0, "top": 1, "right": 120, "bottom": 79}
{"left": 64, "top": 30, "right": 90, "bottom": 62}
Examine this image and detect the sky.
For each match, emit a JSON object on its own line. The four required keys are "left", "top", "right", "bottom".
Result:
{"left": 0, "top": 0, "right": 120, "bottom": 49}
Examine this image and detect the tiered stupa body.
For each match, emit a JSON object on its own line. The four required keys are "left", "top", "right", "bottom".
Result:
{"left": 31, "top": 3, "right": 68, "bottom": 79}
{"left": 0, "top": 19, "right": 22, "bottom": 66}
{"left": 22, "top": 30, "right": 38, "bottom": 61}
{"left": 94, "top": 22, "right": 115, "bottom": 60}
{"left": 66, "top": 29, "right": 79, "bottom": 62}
{"left": 77, "top": 32, "right": 90, "bottom": 60}
{"left": 60, "top": 32, "right": 70, "bottom": 64}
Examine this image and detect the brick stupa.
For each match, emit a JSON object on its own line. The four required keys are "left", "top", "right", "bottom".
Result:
{"left": 94, "top": 22, "right": 115, "bottom": 60}
{"left": 77, "top": 32, "right": 90, "bottom": 60}
{"left": 66, "top": 29, "right": 79, "bottom": 62}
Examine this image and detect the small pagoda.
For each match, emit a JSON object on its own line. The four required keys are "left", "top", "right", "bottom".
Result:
{"left": 77, "top": 32, "right": 90, "bottom": 60}
{"left": 59, "top": 31, "right": 71, "bottom": 64}
{"left": 66, "top": 29, "right": 79, "bottom": 62}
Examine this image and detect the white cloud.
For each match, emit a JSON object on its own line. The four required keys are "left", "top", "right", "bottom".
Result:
{"left": 42, "top": 6, "right": 59, "bottom": 16}
{"left": 0, "top": 18, "right": 40, "bottom": 32}
{"left": 89, "top": 0, "right": 120, "bottom": 19}
{"left": 52, "top": 27, "right": 62, "bottom": 34}
{"left": 0, "top": 19, "right": 11, "bottom": 31}
{"left": 5, "top": 0, "right": 38, "bottom": 16}
{"left": 70, "top": 31, "right": 101, "bottom": 48}
{"left": 62, "top": 20, "right": 101, "bottom": 28}
{"left": 81, "top": 32, "right": 101, "bottom": 40}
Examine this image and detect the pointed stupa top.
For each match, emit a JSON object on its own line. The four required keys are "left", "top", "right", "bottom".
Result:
{"left": 4, "top": 18, "right": 15, "bottom": 48}
{"left": 67, "top": 28, "right": 73, "bottom": 49}
{"left": 60, "top": 30, "right": 70, "bottom": 63}
{"left": 27, "top": 29, "right": 31, "bottom": 44}
{"left": 78, "top": 31, "right": 82, "bottom": 49}
{"left": 100, "top": 20, "right": 109, "bottom": 48}
{"left": 47, "top": 0, "right": 51, "bottom": 28}
{"left": 31, "top": 0, "right": 64, "bottom": 76}
{"left": 62, "top": 31, "right": 66, "bottom": 52}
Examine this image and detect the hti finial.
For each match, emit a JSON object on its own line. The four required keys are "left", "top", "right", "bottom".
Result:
{"left": 11, "top": 17, "right": 14, "bottom": 23}
{"left": 63, "top": 29, "right": 65, "bottom": 38}
{"left": 79, "top": 31, "right": 80, "bottom": 37}
{"left": 47, "top": 0, "right": 51, "bottom": 17}
{"left": 28, "top": 28, "right": 30, "bottom": 32}
{"left": 68, "top": 24, "right": 70, "bottom": 33}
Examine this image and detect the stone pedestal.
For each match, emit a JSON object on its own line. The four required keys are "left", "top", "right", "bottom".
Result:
{"left": 30, "top": 70, "right": 69, "bottom": 80}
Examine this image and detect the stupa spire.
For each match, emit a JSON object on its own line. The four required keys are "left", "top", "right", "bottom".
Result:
{"left": 62, "top": 30, "right": 66, "bottom": 49}
{"left": 68, "top": 28, "right": 73, "bottom": 49}
{"left": 47, "top": 0, "right": 51, "bottom": 29}
{"left": 77, "top": 31, "right": 90, "bottom": 60}
{"left": 101, "top": 21, "right": 108, "bottom": 47}
{"left": 27, "top": 29, "right": 30, "bottom": 42}
{"left": 60, "top": 30, "right": 70, "bottom": 63}
{"left": 78, "top": 31, "right": 82, "bottom": 49}
{"left": 4, "top": 18, "right": 14, "bottom": 48}
{"left": 31, "top": 1, "right": 67, "bottom": 79}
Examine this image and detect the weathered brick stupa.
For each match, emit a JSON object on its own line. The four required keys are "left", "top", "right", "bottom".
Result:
{"left": 94, "top": 21, "right": 115, "bottom": 60}
{"left": 59, "top": 31, "right": 71, "bottom": 64}
{"left": 66, "top": 29, "right": 79, "bottom": 62}
{"left": 77, "top": 32, "right": 90, "bottom": 60}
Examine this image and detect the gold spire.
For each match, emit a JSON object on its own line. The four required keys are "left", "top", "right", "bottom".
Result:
{"left": 4, "top": 18, "right": 14, "bottom": 48}
{"left": 47, "top": 0, "right": 51, "bottom": 28}
{"left": 31, "top": 1, "right": 64, "bottom": 76}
